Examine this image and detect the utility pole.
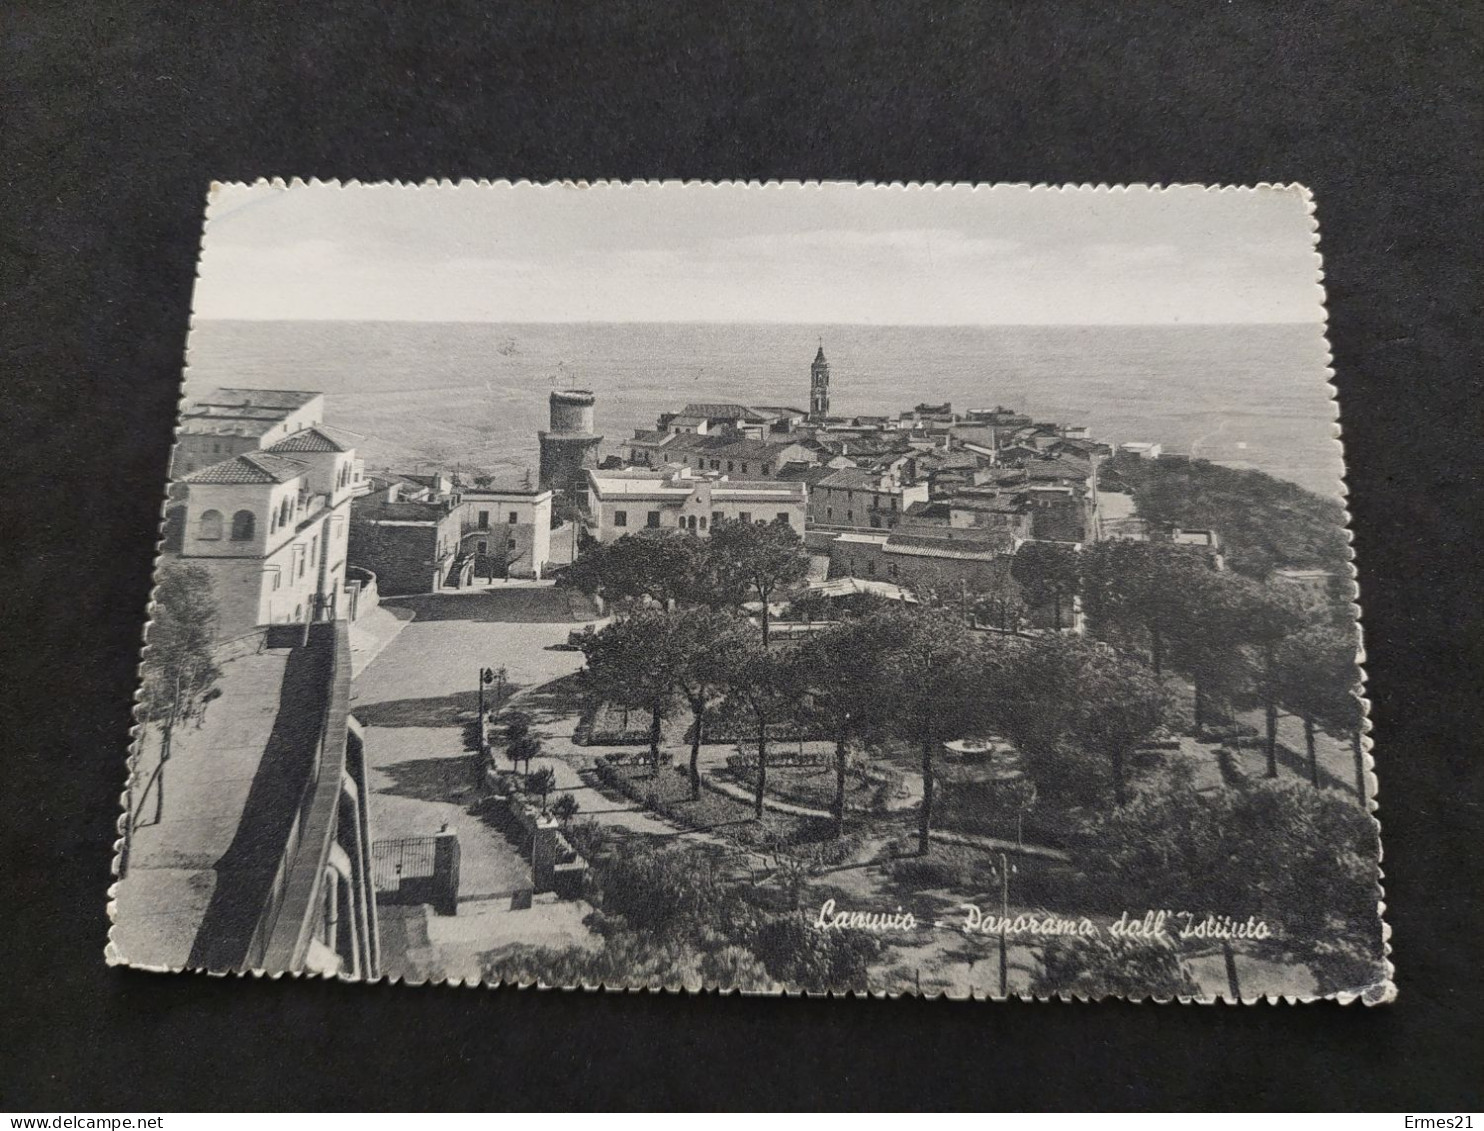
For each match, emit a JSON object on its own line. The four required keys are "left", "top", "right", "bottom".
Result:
{"left": 998, "top": 850, "right": 1012, "bottom": 999}
{"left": 1223, "top": 938, "right": 1242, "bottom": 1001}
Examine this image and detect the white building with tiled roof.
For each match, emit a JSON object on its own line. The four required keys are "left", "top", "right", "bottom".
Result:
{"left": 585, "top": 467, "right": 806, "bottom": 542}
{"left": 165, "top": 421, "right": 359, "bottom": 636}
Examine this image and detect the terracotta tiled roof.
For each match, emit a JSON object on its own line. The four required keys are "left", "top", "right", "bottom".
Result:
{"left": 680, "top": 403, "right": 766, "bottom": 422}
{"left": 183, "top": 451, "right": 309, "bottom": 485}
{"left": 774, "top": 463, "right": 836, "bottom": 486}
{"left": 816, "top": 467, "right": 886, "bottom": 490}
{"left": 265, "top": 424, "right": 357, "bottom": 453}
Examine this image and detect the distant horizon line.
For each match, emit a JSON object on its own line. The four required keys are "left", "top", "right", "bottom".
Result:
{"left": 191, "top": 316, "right": 1325, "bottom": 329}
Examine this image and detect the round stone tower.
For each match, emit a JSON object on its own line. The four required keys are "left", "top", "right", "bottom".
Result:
{"left": 538, "top": 388, "right": 603, "bottom": 497}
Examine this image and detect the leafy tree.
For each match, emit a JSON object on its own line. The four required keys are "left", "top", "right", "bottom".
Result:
{"left": 1236, "top": 582, "right": 1307, "bottom": 777}
{"left": 698, "top": 945, "right": 775, "bottom": 991}
{"left": 972, "top": 569, "right": 1027, "bottom": 631}
{"left": 1276, "top": 623, "right": 1363, "bottom": 790}
{"left": 593, "top": 843, "right": 743, "bottom": 936}
{"left": 668, "top": 608, "right": 753, "bottom": 800}
{"left": 1074, "top": 779, "right": 1385, "bottom": 997}
{"left": 708, "top": 518, "right": 810, "bottom": 647}
{"left": 134, "top": 564, "right": 222, "bottom": 833}
{"left": 509, "top": 733, "right": 542, "bottom": 776}
{"left": 788, "top": 618, "right": 894, "bottom": 837}
{"left": 1012, "top": 540, "right": 1081, "bottom": 630}
{"left": 872, "top": 607, "right": 993, "bottom": 853}
{"left": 559, "top": 531, "right": 707, "bottom": 610}
{"left": 990, "top": 635, "right": 1171, "bottom": 807}
{"left": 526, "top": 766, "right": 556, "bottom": 809}
{"left": 1165, "top": 570, "right": 1298, "bottom": 737}
{"left": 579, "top": 611, "right": 681, "bottom": 773}
{"left": 1082, "top": 541, "right": 1214, "bottom": 675}
{"left": 723, "top": 640, "right": 795, "bottom": 818}
{"left": 750, "top": 915, "right": 881, "bottom": 993}
{"left": 1032, "top": 934, "right": 1199, "bottom": 1000}
{"left": 500, "top": 710, "right": 532, "bottom": 743}
{"left": 550, "top": 792, "right": 580, "bottom": 825}
{"left": 1066, "top": 645, "right": 1174, "bottom": 807}
{"left": 139, "top": 563, "right": 221, "bottom": 723}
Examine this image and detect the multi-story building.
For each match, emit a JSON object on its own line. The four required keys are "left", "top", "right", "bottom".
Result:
{"left": 166, "top": 422, "right": 358, "bottom": 637}
{"left": 586, "top": 468, "right": 807, "bottom": 543}
{"left": 624, "top": 431, "right": 820, "bottom": 479}
{"left": 659, "top": 402, "right": 774, "bottom": 439}
{"left": 806, "top": 466, "right": 929, "bottom": 531}
{"left": 460, "top": 484, "right": 562, "bottom": 579}
{"left": 171, "top": 388, "right": 332, "bottom": 478}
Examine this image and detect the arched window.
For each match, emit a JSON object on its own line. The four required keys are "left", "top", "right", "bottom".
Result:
{"left": 230, "top": 510, "right": 255, "bottom": 541}
{"left": 198, "top": 509, "right": 223, "bottom": 541}
{"left": 279, "top": 498, "right": 291, "bottom": 528}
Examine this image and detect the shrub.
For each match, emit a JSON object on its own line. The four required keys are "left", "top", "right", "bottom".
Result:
{"left": 595, "top": 845, "right": 731, "bottom": 935}
{"left": 700, "top": 945, "right": 775, "bottom": 992}
{"left": 551, "top": 793, "right": 581, "bottom": 824}
{"left": 887, "top": 856, "right": 974, "bottom": 891}
{"left": 1031, "top": 934, "right": 1199, "bottom": 1000}
{"left": 750, "top": 915, "right": 881, "bottom": 993}
{"left": 500, "top": 711, "right": 533, "bottom": 741}
{"left": 564, "top": 817, "right": 607, "bottom": 860}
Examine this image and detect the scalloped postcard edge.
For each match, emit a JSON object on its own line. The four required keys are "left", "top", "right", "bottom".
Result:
{"left": 106, "top": 180, "right": 1393, "bottom": 1006}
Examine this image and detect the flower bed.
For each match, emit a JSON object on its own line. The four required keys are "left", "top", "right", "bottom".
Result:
{"left": 575, "top": 700, "right": 660, "bottom": 746}
{"left": 593, "top": 755, "right": 837, "bottom": 851}
{"left": 720, "top": 759, "right": 893, "bottom": 815}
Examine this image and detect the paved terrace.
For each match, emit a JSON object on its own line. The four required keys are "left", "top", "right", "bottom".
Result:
{"left": 113, "top": 632, "right": 331, "bottom": 971}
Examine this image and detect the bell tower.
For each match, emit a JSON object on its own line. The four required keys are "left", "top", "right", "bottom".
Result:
{"left": 808, "top": 343, "right": 831, "bottom": 421}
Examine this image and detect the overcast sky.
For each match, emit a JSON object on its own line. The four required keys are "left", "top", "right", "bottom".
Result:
{"left": 192, "top": 181, "right": 1325, "bottom": 326}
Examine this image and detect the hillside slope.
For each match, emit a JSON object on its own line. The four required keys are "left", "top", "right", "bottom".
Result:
{"left": 1106, "top": 454, "right": 1351, "bottom": 579}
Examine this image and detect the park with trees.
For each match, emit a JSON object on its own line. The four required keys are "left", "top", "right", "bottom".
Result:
{"left": 488, "top": 509, "right": 1382, "bottom": 998}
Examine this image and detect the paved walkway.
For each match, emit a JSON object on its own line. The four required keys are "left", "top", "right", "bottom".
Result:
{"left": 352, "top": 586, "right": 613, "bottom": 977}
{"left": 347, "top": 602, "right": 412, "bottom": 678}
{"left": 1231, "top": 708, "right": 1363, "bottom": 796}
{"left": 353, "top": 585, "right": 752, "bottom": 977}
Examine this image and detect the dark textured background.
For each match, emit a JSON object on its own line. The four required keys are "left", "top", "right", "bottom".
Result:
{"left": 2, "top": 0, "right": 1480, "bottom": 1111}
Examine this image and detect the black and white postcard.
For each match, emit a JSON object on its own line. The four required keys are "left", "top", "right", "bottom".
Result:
{"left": 109, "top": 181, "right": 1389, "bottom": 1002}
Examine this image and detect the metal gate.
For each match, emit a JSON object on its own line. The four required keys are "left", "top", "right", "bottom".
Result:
{"left": 371, "top": 835, "right": 437, "bottom": 894}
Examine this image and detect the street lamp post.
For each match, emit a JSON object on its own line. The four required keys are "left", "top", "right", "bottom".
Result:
{"left": 478, "top": 666, "right": 495, "bottom": 721}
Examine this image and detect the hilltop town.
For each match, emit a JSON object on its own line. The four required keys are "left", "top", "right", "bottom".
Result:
{"left": 114, "top": 346, "right": 1368, "bottom": 998}
{"left": 152, "top": 345, "right": 1273, "bottom": 642}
